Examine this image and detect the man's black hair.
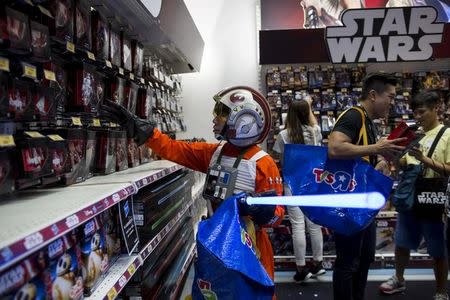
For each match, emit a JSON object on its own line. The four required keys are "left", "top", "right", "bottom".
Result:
{"left": 361, "top": 72, "right": 398, "bottom": 100}
{"left": 411, "top": 90, "right": 440, "bottom": 111}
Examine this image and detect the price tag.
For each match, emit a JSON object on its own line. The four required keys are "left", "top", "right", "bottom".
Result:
{"left": 44, "top": 69, "right": 56, "bottom": 81}
{"left": 107, "top": 287, "right": 118, "bottom": 300}
{"left": 47, "top": 134, "right": 64, "bottom": 141}
{"left": 25, "top": 0, "right": 33, "bottom": 5}
{"left": 402, "top": 114, "right": 409, "bottom": 119}
{"left": 130, "top": 73, "right": 135, "bottom": 80}
{"left": 105, "top": 60, "right": 112, "bottom": 68}
{"left": 112, "top": 193, "right": 120, "bottom": 202}
{"left": 25, "top": 131, "right": 44, "bottom": 138}
{"left": 93, "top": 118, "right": 101, "bottom": 127}
{"left": 87, "top": 51, "right": 95, "bottom": 61}
{"left": 142, "top": 178, "right": 148, "bottom": 185}
{"left": 314, "top": 111, "right": 320, "bottom": 115}
{"left": 403, "top": 92, "right": 410, "bottom": 96}
{"left": 313, "top": 89, "right": 320, "bottom": 93}
{"left": 128, "top": 264, "right": 136, "bottom": 275}
{"left": 38, "top": 5, "right": 53, "bottom": 18}
{"left": 341, "top": 88, "right": 348, "bottom": 92}
{"left": 71, "top": 117, "right": 82, "bottom": 126}
{"left": 110, "top": 122, "right": 118, "bottom": 128}
{"left": 66, "top": 41, "right": 75, "bottom": 53}
{"left": 24, "top": 233, "right": 43, "bottom": 250}
{"left": 0, "top": 135, "right": 15, "bottom": 147}
{"left": 140, "top": 78, "right": 145, "bottom": 84}
{"left": 119, "top": 68, "right": 124, "bottom": 75}
{"left": 23, "top": 64, "right": 37, "bottom": 79}
{"left": 0, "top": 57, "right": 10, "bottom": 72}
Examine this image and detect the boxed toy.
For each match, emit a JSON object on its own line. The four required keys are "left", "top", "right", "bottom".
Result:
{"left": 0, "top": 71, "right": 10, "bottom": 120}
{"left": 109, "top": 28, "right": 121, "bottom": 67}
{"left": 41, "top": 133, "right": 69, "bottom": 185}
{"left": 115, "top": 130, "right": 128, "bottom": 172}
{"left": 127, "top": 139, "right": 140, "bottom": 168}
{"left": 111, "top": 77, "right": 125, "bottom": 106}
{"left": 75, "top": 0, "right": 91, "bottom": 50}
{"left": 84, "top": 130, "right": 97, "bottom": 179}
{"left": 71, "top": 63, "right": 97, "bottom": 113}
{"left": 30, "top": 21, "right": 51, "bottom": 61}
{"left": 127, "top": 82, "right": 139, "bottom": 114}
{"left": 132, "top": 41, "right": 144, "bottom": 77}
{"left": 91, "top": 11, "right": 109, "bottom": 61}
{"left": 121, "top": 33, "right": 132, "bottom": 72}
{"left": 100, "top": 205, "right": 122, "bottom": 265}
{"left": 33, "top": 83, "right": 56, "bottom": 122}
{"left": 94, "top": 127, "right": 116, "bottom": 175}
{"left": 58, "top": 128, "right": 87, "bottom": 185}
{"left": 375, "top": 217, "right": 396, "bottom": 253}
{"left": 0, "top": 250, "right": 49, "bottom": 299}
{"left": 43, "top": 59, "right": 68, "bottom": 118}
{"left": 79, "top": 217, "right": 108, "bottom": 295}
{"left": 1, "top": 7, "right": 31, "bottom": 54}
{"left": 50, "top": 0, "right": 74, "bottom": 43}
{"left": 47, "top": 235, "right": 84, "bottom": 300}
{"left": 14, "top": 131, "right": 52, "bottom": 189}
{"left": 9, "top": 77, "right": 34, "bottom": 121}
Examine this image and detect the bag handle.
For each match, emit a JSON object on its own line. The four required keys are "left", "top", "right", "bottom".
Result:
{"left": 422, "top": 126, "right": 448, "bottom": 176}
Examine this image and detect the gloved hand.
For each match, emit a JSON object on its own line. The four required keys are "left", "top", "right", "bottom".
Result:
{"left": 237, "top": 191, "right": 277, "bottom": 226}
{"left": 100, "top": 100, "right": 155, "bottom": 146}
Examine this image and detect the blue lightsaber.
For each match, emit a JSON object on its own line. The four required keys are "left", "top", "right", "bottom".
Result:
{"left": 245, "top": 192, "right": 386, "bottom": 210}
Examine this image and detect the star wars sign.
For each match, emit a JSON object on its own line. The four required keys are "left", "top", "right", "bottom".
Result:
{"left": 325, "top": 7, "right": 444, "bottom": 63}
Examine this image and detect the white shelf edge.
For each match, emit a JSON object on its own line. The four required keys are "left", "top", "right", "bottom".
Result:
{"left": 85, "top": 255, "right": 141, "bottom": 300}
{"left": 0, "top": 161, "right": 183, "bottom": 273}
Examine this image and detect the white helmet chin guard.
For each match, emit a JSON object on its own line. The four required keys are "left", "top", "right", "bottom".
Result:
{"left": 213, "top": 86, "right": 271, "bottom": 147}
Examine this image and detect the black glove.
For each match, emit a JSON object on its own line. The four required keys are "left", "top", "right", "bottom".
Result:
{"left": 100, "top": 100, "right": 154, "bottom": 146}
{"left": 238, "top": 191, "right": 277, "bottom": 226}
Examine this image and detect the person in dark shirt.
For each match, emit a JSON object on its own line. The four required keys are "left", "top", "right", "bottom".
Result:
{"left": 328, "top": 73, "right": 406, "bottom": 300}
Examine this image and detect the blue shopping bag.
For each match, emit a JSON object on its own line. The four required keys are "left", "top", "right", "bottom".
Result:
{"left": 283, "top": 144, "right": 393, "bottom": 236}
{"left": 191, "top": 194, "right": 274, "bottom": 300}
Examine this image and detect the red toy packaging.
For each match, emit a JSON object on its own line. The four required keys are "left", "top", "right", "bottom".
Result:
{"left": 75, "top": 0, "right": 91, "bottom": 50}
{"left": 0, "top": 7, "right": 31, "bottom": 54}
{"left": 30, "top": 21, "right": 51, "bottom": 62}
{"left": 50, "top": 0, "right": 74, "bottom": 43}
{"left": 91, "top": 11, "right": 109, "bottom": 61}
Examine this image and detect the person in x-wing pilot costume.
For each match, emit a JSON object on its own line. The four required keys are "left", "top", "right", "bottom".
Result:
{"left": 101, "top": 86, "right": 285, "bottom": 280}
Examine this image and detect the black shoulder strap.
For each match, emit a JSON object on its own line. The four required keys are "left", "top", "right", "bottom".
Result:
{"left": 427, "top": 126, "right": 449, "bottom": 158}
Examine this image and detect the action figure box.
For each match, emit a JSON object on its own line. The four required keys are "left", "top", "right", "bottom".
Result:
{"left": 33, "top": 81, "right": 57, "bottom": 122}
{"left": 30, "top": 21, "right": 51, "bottom": 62}
{"left": 50, "top": 0, "right": 74, "bottom": 43}
{"left": 0, "top": 145, "right": 14, "bottom": 196}
{"left": 0, "top": 250, "right": 49, "bottom": 299}
{"left": 127, "top": 82, "right": 139, "bottom": 114}
{"left": 115, "top": 130, "right": 128, "bottom": 172}
{"left": 0, "top": 7, "right": 31, "bottom": 54}
{"left": 109, "top": 27, "right": 121, "bottom": 67}
{"left": 79, "top": 216, "right": 109, "bottom": 296}
{"left": 74, "top": 0, "right": 91, "bottom": 51}
{"left": 8, "top": 77, "right": 34, "bottom": 121}
{"left": 57, "top": 128, "right": 87, "bottom": 185}
{"left": 71, "top": 63, "right": 97, "bottom": 113}
{"left": 110, "top": 76, "right": 125, "bottom": 106}
{"left": 41, "top": 133, "right": 69, "bottom": 186}
{"left": 375, "top": 217, "right": 396, "bottom": 254}
{"left": 100, "top": 205, "right": 122, "bottom": 266}
{"left": 121, "top": 33, "right": 132, "bottom": 72}
{"left": 94, "top": 127, "right": 116, "bottom": 175}
{"left": 43, "top": 58, "right": 68, "bottom": 118}
{"left": 47, "top": 234, "right": 84, "bottom": 300}
{"left": 132, "top": 41, "right": 144, "bottom": 77}
{"left": 91, "top": 11, "right": 109, "bottom": 61}
{"left": 127, "top": 139, "right": 140, "bottom": 168}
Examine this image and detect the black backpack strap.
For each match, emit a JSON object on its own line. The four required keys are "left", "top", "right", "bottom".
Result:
{"left": 427, "top": 126, "right": 449, "bottom": 158}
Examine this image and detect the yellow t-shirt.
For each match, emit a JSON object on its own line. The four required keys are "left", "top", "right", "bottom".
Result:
{"left": 403, "top": 124, "right": 450, "bottom": 178}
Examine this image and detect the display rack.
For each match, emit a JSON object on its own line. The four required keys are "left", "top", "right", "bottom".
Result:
{"left": 0, "top": 160, "right": 182, "bottom": 272}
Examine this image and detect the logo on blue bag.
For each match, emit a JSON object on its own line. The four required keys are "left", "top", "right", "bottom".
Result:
{"left": 313, "top": 168, "right": 357, "bottom": 192}
{"left": 240, "top": 227, "right": 255, "bottom": 254}
{"left": 197, "top": 279, "right": 218, "bottom": 300}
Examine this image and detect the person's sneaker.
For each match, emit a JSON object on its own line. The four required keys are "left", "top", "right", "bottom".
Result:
{"left": 433, "top": 293, "right": 449, "bottom": 300}
{"left": 379, "top": 276, "right": 406, "bottom": 294}
{"left": 293, "top": 268, "right": 312, "bottom": 283}
{"left": 309, "top": 262, "right": 326, "bottom": 277}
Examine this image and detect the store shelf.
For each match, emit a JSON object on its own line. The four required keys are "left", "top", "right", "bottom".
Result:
{"left": 85, "top": 255, "right": 141, "bottom": 300}
{"left": 0, "top": 160, "right": 182, "bottom": 273}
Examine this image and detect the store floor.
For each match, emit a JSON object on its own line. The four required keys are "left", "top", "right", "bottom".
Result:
{"left": 179, "top": 268, "right": 443, "bottom": 299}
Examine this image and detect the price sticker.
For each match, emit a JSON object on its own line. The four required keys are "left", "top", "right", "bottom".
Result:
{"left": 112, "top": 193, "right": 120, "bottom": 202}
{"left": 0, "top": 57, "right": 10, "bottom": 72}
{"left": 110, "top": 122, "right": 118, "bottom": 128}
{"left": 130, "top": 73, "right": 135, "bottom": 80}
{"left": 38, "top": 5, "right": 53, "bottom": 18}
{"left": 47, "top": 134, "right": 64, "bottom": 141}
{"left": 23, "top": 64, "right": 37, "bottom": 79}
{"left": 119, "top": 68, "right": 124, "bottom": 75}
{"left": 341, "top": 88, "right": 348, "bottom": 92}
{"left": 105, "top": 60, "right": 112, "bottom": 68}
{"left": 87, "top": 51, "right": 95, "bottom": 61}
{"left": 25, "top": 131, "right": 44, "bottom": 138}
{"left": 66, "top": 41, "right": 75, "bottom": 53}
{"left": 71, "top": 117, "right": 82, "bottom": 126}
{"left": 93, "top": 118, "right": 101, "bottom": 127}
{"left": 128, "top": 264, "right": 136, "bottom": 275}
{"left": 140, "top": 78, "right": 145, "bottom": 84}
{"left": 0, "top": 135, "right": 14, "bottom": 146}
{"left": 107, "top": 287, "right": 118, "bottom": 300}
{"left": 65, "top": 215, "right": 80, "bottom": 228}
{"left": 44, "top": 69, "right": 56, "bottom": 81}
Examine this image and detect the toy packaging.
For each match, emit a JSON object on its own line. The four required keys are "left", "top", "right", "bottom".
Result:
{"left": 0, "top": 145, "right": 14, "bottom": 196}
{"left": 57, "top": 128, "right": 87, "bottom": 185}
{"left": 0, "top": 250, "right": 49, "bottom": 299}
{"left": 109, "top": 28, "right": 121, "bottom": 67}
{"left": 1, "top": 7, "right": 31, "bottom": 54}
{"left": 75, "top": 0, "right": 91, "bottom": 50}
{"left": 80, "top": 217, "right": 108, "bottom": 295}
{"left": 33, "top": 82, "right": 56, "bottom": 122}
{"left": 84, "top": 130, "right": 97, "bottom": 179}
{"left": 111, "top": 76, "right": 125, "bottom": 106}
{"left": 94, "top": 127, "right": 116, "bottom": 175}
{"left": 30, "top": 21, "right": 51, "bottom": 61}
{"left": 127, "top": 139, "right": 140, "bottom": 168}
{"left": 50, "top": 0, "right": 74, "bottom": 43}
{"left": 8, "top": 77, "right": 33, "bottom": 121}
{"left": 127, "top": 82, "right": 139, "bottom": 115}
{"left": 132, "top": 41, "right": 144, "bottom": 77}
{"left": 121, "top": 34, "right": 132, "bottom": 71}
{"left": 47, "top": 234, "right": 84, "bottom": 300}
{"left": 100, "top": 205, "right": 122, "bottom": 265}
{"left": 115, "top": 130, "right": 128, "bottom": 171}
{"left": 375, "top": 217, "right": 396, "bottom": 253}
{"left": 91, "top": 11, "right": 109, "bottom": 61}
{"left": 71, "top": 63, "right": 97, "bottom": 113}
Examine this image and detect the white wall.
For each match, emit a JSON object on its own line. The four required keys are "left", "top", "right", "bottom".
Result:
{"left": 177, "top": 0, "right": 260, "bottom": 142}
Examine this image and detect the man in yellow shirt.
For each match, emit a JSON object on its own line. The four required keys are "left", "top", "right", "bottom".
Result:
{"left": 379, "top": 91, "right": 450, "bottom": 300}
